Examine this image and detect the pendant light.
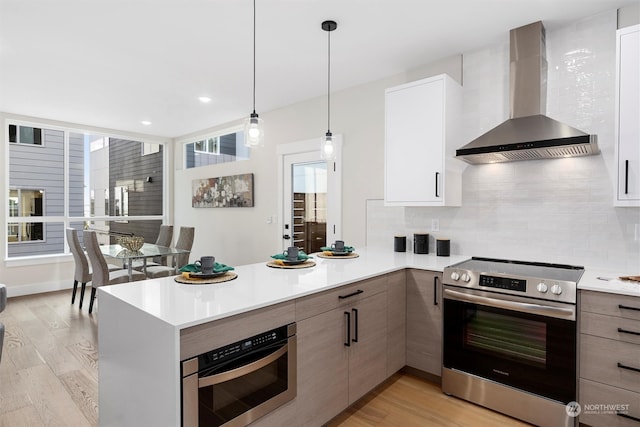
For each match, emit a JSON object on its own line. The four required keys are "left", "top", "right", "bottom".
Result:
{"left": 244, "top": 0, "right": 264, "bottom": 147}
{"left": 321, "top": 20, "right": 337, "bottom": 160}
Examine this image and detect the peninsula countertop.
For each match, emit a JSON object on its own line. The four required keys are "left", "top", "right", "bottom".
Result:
{"left": 98, "top": 247, "right": 468, "bottom": 329}
{"left": 98, "top": 246, "right": 639, "bottom": 330}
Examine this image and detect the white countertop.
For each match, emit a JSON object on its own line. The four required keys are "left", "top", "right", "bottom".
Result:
{"left": 99, "top": 246, "right": 639, "bottom": 330}
{"left": 99, "top": 247, "right": 468, "bottom": 329}
{"left": 577, "top": 267, "right": 640, "bottom": 297}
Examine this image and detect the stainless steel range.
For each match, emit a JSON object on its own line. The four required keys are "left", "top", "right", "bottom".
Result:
{"left": 442, "top": 257, "right": 584, "bottom": 427}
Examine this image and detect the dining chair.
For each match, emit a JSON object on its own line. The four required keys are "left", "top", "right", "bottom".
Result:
{"left": 67, "top": 228, "right": 122, "bottom": 309}
{"left": 132, "top": 224, "right": 174, "bottom": 270}
{"left": 145, "top": 226, "right": 194, "bottom": 279}
{"left": 84, "top": 230, "right": 146, "bottom": 314}
{"left": 0, "top": 284, "right": 6, "bottom": 363}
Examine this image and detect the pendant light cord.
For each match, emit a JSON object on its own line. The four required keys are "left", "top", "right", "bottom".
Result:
{"left": 327, "top": 27, "right": 331, "bottom": 133}
{"left": 252, "top": 0, "right": 256, "bottom": 114}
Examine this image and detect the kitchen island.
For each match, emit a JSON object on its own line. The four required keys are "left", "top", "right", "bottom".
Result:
{"left": 97, "top": 247, "right": 466, "bottom": 426}
{"left": 97, "top": 248, "right": 639, "bottom": 426}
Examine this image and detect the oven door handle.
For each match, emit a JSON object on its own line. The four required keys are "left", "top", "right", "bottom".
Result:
{"left": 444, "top": 288, "right": 575, "bottom": 320}
{"left": 198, "top": 343, "right": 289, "bottom": 388}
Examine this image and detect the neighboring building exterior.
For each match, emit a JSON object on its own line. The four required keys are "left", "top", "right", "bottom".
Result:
{"left": 8, "top": 124, "right": 164, "bottom": 257}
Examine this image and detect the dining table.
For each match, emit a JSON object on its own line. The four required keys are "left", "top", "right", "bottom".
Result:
{"left": 100, "top": 243, "right": 190, "bottom": 280}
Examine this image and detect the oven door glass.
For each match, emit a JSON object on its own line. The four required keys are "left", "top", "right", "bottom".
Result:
{"left": 197, "top": 340, "right": 290, "bottom": 427}
{"left": 443, "top": 297, "right": 576, "bottom": 403}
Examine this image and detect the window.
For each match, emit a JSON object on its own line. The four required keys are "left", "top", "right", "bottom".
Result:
{"left": 8, "top": 189, "right": 45, "bottom": 243}
{"left": 194, "top": 137, "right": 219, "bottom": 154}
{"left": 6, "top": 121, "right": 167, "bottom": 258}
{"left": 142, "top": 142, "right": 160, "bottom": 156}
{"left": 9, "top": 124, "right": 43, "bottom": 145}
{"left": 185, "top": 129, "right": 249, "bottom": 169}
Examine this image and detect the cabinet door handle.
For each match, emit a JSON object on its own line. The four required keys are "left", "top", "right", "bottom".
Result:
{"left": 435, "top": 172, "right": 440, "bottom": 198}
{"left": 344, "top": 311, "right": 351, "bottom": 347}
{"left": 352, "top": 308, "right": 359, "bottom": 343}
{"left": 433, "top": 276, "right": 439, "bottom": 306}
{"left": 617, "top": 412, "right": 640, "bottom": 423}
{"left": 618, "top": 327, "right": 640, "bottom": 336}
{"left": 339, "top": 289, "right": 364, "bottom": 300}
{"left": 619, "top": 304, "right": 640, "bottom": 312}
{"left": 625, "top": 159, "right": 629, "bottom": 194}
{"left": 617, "top": 362, "right": 640, "bottom": 373}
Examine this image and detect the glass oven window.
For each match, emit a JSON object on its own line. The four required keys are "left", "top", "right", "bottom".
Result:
{"left": 198, "top": 345, "right": 289, "bottom": 427}
{"left": 464, "top": 309, "right": 547, "bottom": 367}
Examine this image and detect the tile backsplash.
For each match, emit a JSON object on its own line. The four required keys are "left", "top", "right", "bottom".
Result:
{"left": 368, "top": 10, "right": 640, "bottom": 271}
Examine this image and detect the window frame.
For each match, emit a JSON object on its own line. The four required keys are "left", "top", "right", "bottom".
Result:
{"left": 9, "top": 124, "right": 44, "bottom": 146}
{"left": 7, "top": 188, "right": 46, "bottom": 244}
{"left": 4, "top": 118, "right": 170, "bottom": 262}
{"left": 181, "top": 125, "right": 249, "bottom": 169}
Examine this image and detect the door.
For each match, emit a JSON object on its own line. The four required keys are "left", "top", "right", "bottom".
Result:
{"left": 442, "top": 293, "right": 577, "bottom": 403}
{"left": 347, "top": 291, "right": 388, "bottom": 404}
{"left": 280, "top": 138, "right": 341, "bottom": 253}
{"left": 385, "top": 76, "right": 444, "bottom": 205}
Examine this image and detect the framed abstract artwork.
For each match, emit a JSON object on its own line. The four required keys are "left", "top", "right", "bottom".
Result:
{"left": 192, "top": 173, "right": 254, "bottom": 208}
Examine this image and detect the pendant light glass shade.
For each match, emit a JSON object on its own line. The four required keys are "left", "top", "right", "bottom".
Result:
{"left": 244, "top": 111, "right": 264, "bottom": 147}
{"left": 321, "top": 131, "right": 334, "bottom": 160}
{"left": 321, "top": 20, "right": 337, "bottom": 160}
{"left": 244, "top": 0, "right": 264, "bottom": 148}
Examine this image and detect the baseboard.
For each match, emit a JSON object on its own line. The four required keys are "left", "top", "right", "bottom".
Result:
{"left": 6, "top": 281, "right": 73, "bottom": 298}
{"left": 401, "top": 366, "right": 442, "bottom": 385}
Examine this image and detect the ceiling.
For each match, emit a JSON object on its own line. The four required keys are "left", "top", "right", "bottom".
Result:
{"left": 0, "top": 0, "right": 633, "bottom": 139}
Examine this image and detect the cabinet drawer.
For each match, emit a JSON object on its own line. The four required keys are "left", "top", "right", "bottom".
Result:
{"left": 581, "top": 311, "right": 640, "bottom": 345}
{"left": 580, "top": 378, "right": 640, "bottom": 427}
{"left": 580, "top": 334, "right": 640, "bottom": 392}
{"left": 295, "top": 274, "right": 388, "bottom": 321}
{"left": 581, "top": 291, "right": 640, "bottom": 321}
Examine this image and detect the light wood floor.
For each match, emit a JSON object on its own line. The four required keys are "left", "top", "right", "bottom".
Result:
{"left": 0, "top": 290, "right": 530, "bottom": 427}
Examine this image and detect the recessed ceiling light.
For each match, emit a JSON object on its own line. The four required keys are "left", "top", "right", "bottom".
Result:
{"left": 141, "top": 120, "right": 152, "bottom": 126}
{"left": 199, "top": 96, "right": 212, "bottom": 103}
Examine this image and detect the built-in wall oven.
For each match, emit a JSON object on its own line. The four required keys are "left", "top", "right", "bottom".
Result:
{"left": 442, "top": 257, "right": 584, "bottom": 427}
{"left": 181, "top": 323, "right": 296, "bottom": 427}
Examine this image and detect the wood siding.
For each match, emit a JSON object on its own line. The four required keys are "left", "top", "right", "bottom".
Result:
{"left": 108, "top": 139, "right": 164, "bottom": 243}
{"left": 8, "top": 129, "right": 78, "bottom": 257}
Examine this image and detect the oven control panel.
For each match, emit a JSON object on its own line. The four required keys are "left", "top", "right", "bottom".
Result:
{"left": 479, "top": 275, "right": 526, "bottom": 292}
{"left": 443, "top": 257, "right": 580, "bottom": 304}
{"left": 199, "top": 324, "right": 291, "bottom": 370}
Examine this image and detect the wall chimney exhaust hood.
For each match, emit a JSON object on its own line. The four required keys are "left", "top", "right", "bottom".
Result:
{"left": 456, "top": 21, "right": 598, "bottom": 164}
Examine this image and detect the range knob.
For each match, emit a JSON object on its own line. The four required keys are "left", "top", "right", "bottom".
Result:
{"left": 550, "top": 284, "right": 563, "bottom": 295}
{"left": 450, "top": 272, "right": 460, "bottom": 281}
{"left": 461, "top": 273, "right": 471, "bottom": 282}
{"left": 536, "top": 283, "right": 548, "bottom": 293}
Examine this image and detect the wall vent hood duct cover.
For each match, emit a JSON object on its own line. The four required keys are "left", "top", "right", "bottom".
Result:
{"left": 456, "top": 21, "right": 598, "bottom": 164}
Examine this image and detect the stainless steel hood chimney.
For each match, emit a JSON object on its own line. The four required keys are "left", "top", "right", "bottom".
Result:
{"left": 456, "top": 21, "right": 598, "bottom": 164}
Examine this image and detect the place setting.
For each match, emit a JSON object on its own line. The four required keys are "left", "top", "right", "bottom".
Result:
{"left": 318, "top": 240, "right": 358, "bottom": 259}
{"left": 175, "top": 255, "right": 237, "bottom": 284}
{"left": 267, "top": 246, "right": 315, "bottom": 269}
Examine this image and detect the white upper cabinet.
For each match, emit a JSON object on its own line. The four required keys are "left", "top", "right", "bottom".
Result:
{"left": 615, "top": 24, "right": 640, "bottom": 206}
{"left": 384, "top": 74, "right": 463, "bottom": 206}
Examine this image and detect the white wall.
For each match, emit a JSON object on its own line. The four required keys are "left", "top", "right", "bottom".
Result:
{"left": 172, "top": 56, "right": 462, "bottom": 267}
{"left": 367, "top": 10, "right": 640, "bottom": 271}
{"left": 173, "top": 9, "right": 639, "bottom": 272}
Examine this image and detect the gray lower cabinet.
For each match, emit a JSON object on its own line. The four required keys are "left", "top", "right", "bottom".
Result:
{"left": 293, "top": 274, "right": 391, "bottom": 426}
{"left": 406, "top": 269, "right": 442, "bottom": 376}
{"left": 579, "top": 290, "right": 640, "bottom": 427}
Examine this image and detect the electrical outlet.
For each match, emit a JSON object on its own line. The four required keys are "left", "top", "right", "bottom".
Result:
{"left": 431, "top": 219, "right": 440, "bottom": 232}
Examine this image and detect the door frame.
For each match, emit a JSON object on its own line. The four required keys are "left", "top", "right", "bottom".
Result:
{"left": 276, "top": 136, "right": 342, "bottom": 251}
